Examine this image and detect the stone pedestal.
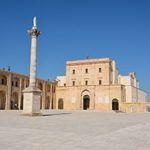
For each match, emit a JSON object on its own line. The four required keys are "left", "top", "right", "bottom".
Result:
{"left": 22, "top": 87, "right": 42, "bottom": 116}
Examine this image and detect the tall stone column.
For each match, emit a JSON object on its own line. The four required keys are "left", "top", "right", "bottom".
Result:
{"left": 22, "top": 17, "right": 42, "bottom": 116}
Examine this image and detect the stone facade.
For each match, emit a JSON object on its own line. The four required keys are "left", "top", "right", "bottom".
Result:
{"left": 0, "top": 69, "right": 57, "bottom": 110}
{"left": 0, "top": 58, "right": 149, "bottom": 113}
{"left": 56, "top": 58, "right": 149, "bottom": 112}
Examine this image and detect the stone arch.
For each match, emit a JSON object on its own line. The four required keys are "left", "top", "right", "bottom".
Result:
{"left": 45, "top": 96, "right": 50, "bottom": 109}
{"left": 0, "top": 91, "right": 6, "bottom": 109}
{"left": 58, "top": 98, "right": 64, "bottom": 109}
{"left": 11, "top": 92, "right": 19, "bottom": 109}
{"left": 81, "top": 89, "right": 90, "bottom": 95}
{"left": 0, "top": 75, "right": 7, "bottom": 85}
{"left": 112, "top": 99, "right": 119, "bottom": 110}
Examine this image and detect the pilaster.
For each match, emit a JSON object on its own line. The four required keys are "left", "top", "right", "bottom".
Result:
{"left": 6, "top": 73, "right": 12, "bottom": 110}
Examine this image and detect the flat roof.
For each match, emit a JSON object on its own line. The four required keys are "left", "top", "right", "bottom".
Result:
{"left": 66, "top": 58, "right": 113, "bottom": 65}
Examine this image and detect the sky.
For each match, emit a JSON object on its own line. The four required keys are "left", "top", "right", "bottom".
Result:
{"left": 0, "top": 0, "right": 150, "bottom": 99}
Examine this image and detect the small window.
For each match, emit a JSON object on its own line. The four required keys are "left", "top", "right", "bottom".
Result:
{"left": 85, "top": 69, "right": 88, "bottom": 74}
{"left": 85, "top": 80, "right": 88, "bottom": 85}
{"left": 1, "top": 79, "right": 5, "bottom": 85}
{"left": 72, "top": 81, "right": 75, "bottom": 86}
{"left": 99, "top": 80, "right": 102, "bottom": 85}
{"left": 73, "top": 69, "right": 75, "bottom": 74}
{"left": 15, "top": 81, "right": 18, "bottom": 87}
{"left": 99, "top": 68, "right": 102, "bottom": 72}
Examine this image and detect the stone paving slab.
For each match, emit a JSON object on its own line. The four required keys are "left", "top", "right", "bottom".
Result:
{"left": 0, "top": 110, "right": 150, "bottom": 150}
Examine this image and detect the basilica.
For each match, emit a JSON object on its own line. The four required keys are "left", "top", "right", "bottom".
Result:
{"left": 0, "top": 58, "right": 149, "bottom": 112}
{"left": 56, "top": 58, "right": 149, "bottom": 112}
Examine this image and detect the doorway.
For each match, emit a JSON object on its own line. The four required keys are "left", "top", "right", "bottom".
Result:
{"left": 112, "top": 99, "right": 119, "bottom": 110}
{"left": 83, "top": 95, "right": 90, "bottom": 110}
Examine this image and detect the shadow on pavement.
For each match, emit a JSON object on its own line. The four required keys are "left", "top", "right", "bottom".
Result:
{"left": 43, "top": 113, "right": 72, "bottom": 116}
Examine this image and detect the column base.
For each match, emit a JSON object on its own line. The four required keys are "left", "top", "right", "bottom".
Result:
{"left": 21, "top": 86, "right": 42, "bottom": 116}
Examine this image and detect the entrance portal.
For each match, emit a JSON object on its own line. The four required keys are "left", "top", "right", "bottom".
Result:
{"left": 83, "top": 95, "right": 90, "bottom": 110}
{"left": 58, "top": 99, "right": 64, "bottom": 109}
{"left": 112, "top": 99, "right": 119, "bottom": 110}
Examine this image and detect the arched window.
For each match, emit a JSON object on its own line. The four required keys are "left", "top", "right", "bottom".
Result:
{"left": 0, "top": 76, "right": 7, "bottom": 85}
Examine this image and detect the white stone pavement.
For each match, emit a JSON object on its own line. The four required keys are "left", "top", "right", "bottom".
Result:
{"left": 0, "top": 110, "right": 150, "bottom": 150}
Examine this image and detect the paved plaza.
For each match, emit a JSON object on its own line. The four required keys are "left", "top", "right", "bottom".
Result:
{"left": 0, "top": 110, "right": 150, "bottom": 150}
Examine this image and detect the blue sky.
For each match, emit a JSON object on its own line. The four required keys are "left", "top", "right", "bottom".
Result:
{"left": 0, "top": 0, "right": 150, "bottom": 99}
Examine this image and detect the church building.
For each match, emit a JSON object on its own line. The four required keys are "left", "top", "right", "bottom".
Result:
{"left": 56, "top": 58, "right": 149, "bottom": 112}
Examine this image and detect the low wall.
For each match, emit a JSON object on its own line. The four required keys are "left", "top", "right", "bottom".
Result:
{"left": 121, "top": 103, "right": 150, "bottom": 113}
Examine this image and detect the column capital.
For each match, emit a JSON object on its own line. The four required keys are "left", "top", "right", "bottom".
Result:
{"left": 27, "top": 27, "right": 41, "bottom": 37}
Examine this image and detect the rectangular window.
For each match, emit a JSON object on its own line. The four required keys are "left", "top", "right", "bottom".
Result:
{"left": 1, "top": 79, "right": 5, "bottom": 85}
{"left": 72, "top": 81, "right": 75, "bottom": 86}
{"left": 99, "top": 80, "right": 102, "bottom": 85}
{"left": 85, "top": 69, "right": 88, "bottom": 74}
{"left": 85, "top": 80, "right": 88, "bottom": 85}
{"left": 73, "top": 69, "right": 75, "bottom": 74}
{"left": 99, "top": 68, "right": 102, "bottom": 72}
{"left": 15, "top": 81, "right": 18, "bottom": 87}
